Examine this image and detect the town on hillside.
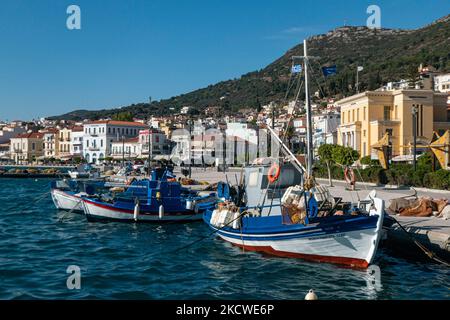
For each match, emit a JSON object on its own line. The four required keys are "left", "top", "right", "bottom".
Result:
{"left": 1, "top": 66, "right": 449, "bottom": 176}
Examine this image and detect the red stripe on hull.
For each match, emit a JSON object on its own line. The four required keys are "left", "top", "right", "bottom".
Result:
{"left": 230, "top": 242, "right": 369, "bottom": 269}
{"left": 83, "top": 199, "right": 195, "bottom": 216}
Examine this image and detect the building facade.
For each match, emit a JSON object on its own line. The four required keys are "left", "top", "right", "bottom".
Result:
{"left": 70, "top": 126, "right": 84, "bottom": 158}
{"left": 337, "top": 89, "right": 450, "bottom": 158}
{"left": 83, "top": 120, "right": 147, "bottom": 164}
{"left": 42, "top": 129, "right": 59, "bottom": 159}
{"left": 10, "top": 132, "right": 44, "bottom": 163}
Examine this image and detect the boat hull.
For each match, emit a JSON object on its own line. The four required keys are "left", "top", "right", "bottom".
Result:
{"left": 51, "top": 189, "right": 84, "bottom": 213}
{"left": 82, "top": 198, "right": 204, "bottom": 222}
{"left": 204, "top": 199, "right": 384, "bottom": 269}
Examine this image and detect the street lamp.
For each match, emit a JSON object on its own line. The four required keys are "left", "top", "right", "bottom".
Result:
{"left": 411, "top": 105, "right": 418, "bottom": 171}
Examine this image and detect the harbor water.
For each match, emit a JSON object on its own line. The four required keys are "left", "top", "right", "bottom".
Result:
{"left": 0, "top": 178, "right": 448, "bottom": 300}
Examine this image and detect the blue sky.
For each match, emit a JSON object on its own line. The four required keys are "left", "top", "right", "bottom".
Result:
{"left": 0, "top": 0, "right": 449, "bottom": 120}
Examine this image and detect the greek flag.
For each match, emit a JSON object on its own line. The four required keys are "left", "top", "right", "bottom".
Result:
{"left": 322, "top": 65, "right": 337, "bottom": 77}
{"left": 291, "top": 64, "right": 302, "bottom": 74}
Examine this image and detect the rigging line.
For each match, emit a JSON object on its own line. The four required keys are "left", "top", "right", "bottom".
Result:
{"left": 58, "top": 199, "right": 83, "bottom": 222}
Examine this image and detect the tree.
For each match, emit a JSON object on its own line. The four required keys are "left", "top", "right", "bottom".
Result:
{"left": 112, "top": 111, "right": 134, "bottom": 122}
{"left": 318, "top": 144, "right": 336, "bottom": 186}
{"left": 332, "top": 145, "right": 360, "bottom": 167}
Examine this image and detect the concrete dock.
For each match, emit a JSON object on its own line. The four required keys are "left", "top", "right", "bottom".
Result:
{"left": 185, "top": 168, "right": 450, "bottom": 262}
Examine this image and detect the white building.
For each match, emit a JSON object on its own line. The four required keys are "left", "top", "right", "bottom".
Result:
{"left": 70, "top": 126, "right": 84, "bottom": 158}
{"left": 312, "top": 112, "right": 341, "bottom": 148}
{"left": 434, "top": 73, "right": 450, "bottom": 93}
{"left": 82, "top": 120, "right": 147, "bottom": 164}
{"left": 111, "top": 137, "right": 141, "bottom": 160}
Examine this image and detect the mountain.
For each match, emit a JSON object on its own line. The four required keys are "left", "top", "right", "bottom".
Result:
{"left": 50, "top": 14, "right": 450, "bottom": 121}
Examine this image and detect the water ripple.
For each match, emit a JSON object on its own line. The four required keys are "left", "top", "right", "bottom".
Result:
{"left": 0, "top": 178, "right": 448, "bottom": 299}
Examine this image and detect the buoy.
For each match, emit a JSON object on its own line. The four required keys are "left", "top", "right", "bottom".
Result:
{"left": 305, "top": 289, "right": 318, "bottom": 300}
{"left": 133, "top": 200, "right": 140, "bottom": 222}
{"left": 159, "top": 205, "right": 164, "bottom": 219}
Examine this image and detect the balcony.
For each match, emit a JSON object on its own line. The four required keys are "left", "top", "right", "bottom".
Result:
{"left": 88, "top": 147, "right": 100, "bottom": 151}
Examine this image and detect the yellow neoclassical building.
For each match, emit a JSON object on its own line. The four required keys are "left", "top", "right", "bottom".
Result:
{"left": 337, "top": 89, "right": 449, "bottom": 158}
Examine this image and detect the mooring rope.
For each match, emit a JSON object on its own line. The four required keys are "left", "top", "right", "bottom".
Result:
{"left": 390, "top": 216, "right": 450, "bottom": 267}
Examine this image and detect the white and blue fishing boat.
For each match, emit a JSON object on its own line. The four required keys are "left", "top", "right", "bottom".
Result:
{"left": 50, "top": 178, "right": 108, "bottom": 213}
{"left": 203, "top": 40, "right": 385, "bottom": 268}
{"left": 81, "top": 169, "right": 217, "bottom": 222}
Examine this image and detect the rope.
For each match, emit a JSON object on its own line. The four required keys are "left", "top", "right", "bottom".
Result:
{"left": 390, "top": 216, "right": 450, "bottom": 267}
{"left": 58, "top": 198, "right": 83, "bottom": 222}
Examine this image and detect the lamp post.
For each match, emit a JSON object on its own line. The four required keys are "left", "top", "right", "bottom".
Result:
{"left": 412, "top": 105, "right": 418, "bottom": 171}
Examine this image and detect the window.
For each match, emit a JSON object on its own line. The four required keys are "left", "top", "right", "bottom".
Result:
{"left": 364, "top": 107, "right": 367, "bottom": 121}
{"left": 386, "top": 128, "right": 393, "bottom": 136}
{"left": 101, "top": 139, "right": 103, "bottom": 147}
{"left": 32, "top": 143, "right": 35, "bottom": 150}
{"left": 352, "top": 109, "right": 355, "bottom": 122}
{"left": 86, "top": 140, "right": 89, "bottom": 147}
{"left": 357, "top": 109, "right": 359, "bottom": 121}
{"left": 363, "top": 130, "right": 366, "bottom": 137}
{"left": 108, "top": 127, "right": 111, "bottom": 134}
{"left": 384, "top": 106, "right": 391, "bottom": 121}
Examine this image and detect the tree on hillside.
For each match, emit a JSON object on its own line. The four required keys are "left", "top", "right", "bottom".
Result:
{"left": 112, "top": 111, "right": 134, "bottom": 122}
{"left": 318, "top": 144, "right": 336, "bottom": 186}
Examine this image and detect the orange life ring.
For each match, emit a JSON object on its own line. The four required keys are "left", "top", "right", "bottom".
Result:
{"left": 344, "top": 167, "right": 356, "bottom": 185}
{"left": 267, "top": 163, "right": 281, "bottom": 183}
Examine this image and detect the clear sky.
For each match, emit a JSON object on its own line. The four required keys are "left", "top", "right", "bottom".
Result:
{"left": 0, "top": 0, "right": 449, "bottom": 120}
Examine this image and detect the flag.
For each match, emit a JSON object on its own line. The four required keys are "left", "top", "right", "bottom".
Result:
{"left": 291, "top": 64, "right": 302, "bottom": 74}
{"left": 357, "top": 66, "right": 364, "bottom": 72}
{"left": 322, "top": 65, "right": 337, "bottom": 77}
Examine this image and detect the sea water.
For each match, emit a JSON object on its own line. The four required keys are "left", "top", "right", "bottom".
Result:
{"left": 0, "top": 179, "right": 448, "bottom": 300}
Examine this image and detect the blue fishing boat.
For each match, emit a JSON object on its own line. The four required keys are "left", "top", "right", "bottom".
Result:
{"left": 203, "top": 40, "right": 385, "bottom": 269}
{"left": 81, "top": 169, "right": 217, "bottom": 222}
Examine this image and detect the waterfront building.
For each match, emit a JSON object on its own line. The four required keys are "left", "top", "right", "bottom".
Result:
{"left": 42, "top": 128, "right": 59, "bottom": 159}
{"left": 57, "top": 127, "right": 72, "bottom": 160}
{"left": 9, "top": 132, "right": 44, "bottom": 164}
{"left": 337, "top": 89, "right": 450, "bottom": 158}
{"left": 70, "top": 126, "right": 84, "bottom": 158}
{"left": 111, "top": 137, "right": 141, "bottom": 161}
{"left": 139, "top": 129, "right": 170, "bottom": 160}
{"left": 82, "top": 120, "right": 147, "bottom": 164}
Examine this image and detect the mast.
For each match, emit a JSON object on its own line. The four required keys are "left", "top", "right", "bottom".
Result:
{"left": 303, "top": 39, "right": 314, "bottom": 177}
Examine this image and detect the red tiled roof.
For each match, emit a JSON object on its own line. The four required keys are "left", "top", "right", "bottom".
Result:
{"left": 86, "top": 120, "right": 147, "bottom": 127}
{"left": 14, "top": 132, "right": 43, "bottom": 139}
{"left": 70, "top": 126, "right": 84, "bottom": 132}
